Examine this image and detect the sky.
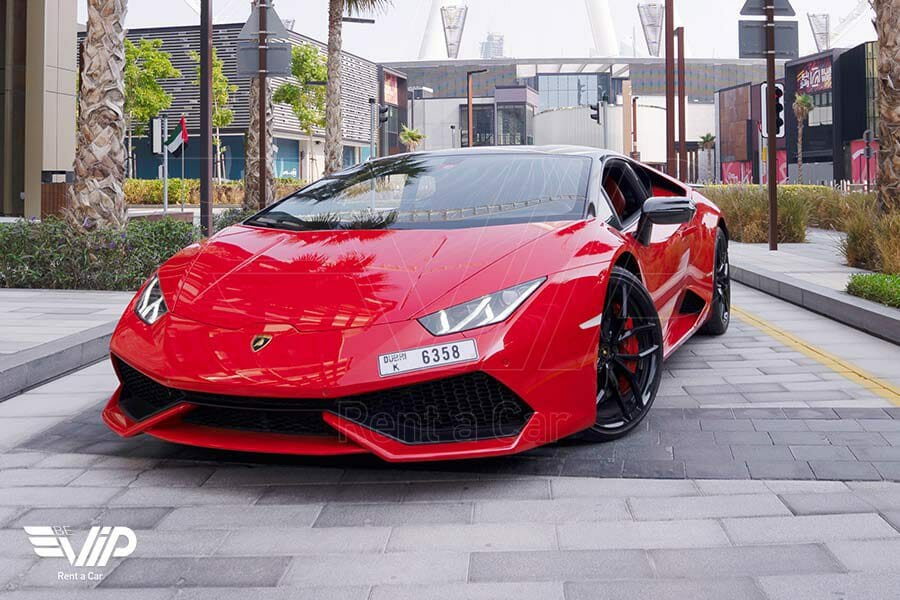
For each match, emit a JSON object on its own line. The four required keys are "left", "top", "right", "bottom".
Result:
{"left": 78, "top": 0, "right": 877, "bottom": 62}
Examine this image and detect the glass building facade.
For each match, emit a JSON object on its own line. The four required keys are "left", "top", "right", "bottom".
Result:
{"left": 535, "top": 74, "right": 613, "bottom": 112}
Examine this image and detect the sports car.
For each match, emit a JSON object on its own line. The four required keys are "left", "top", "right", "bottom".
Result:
{"left": 102, "top": 147, "right": 730, "bottom": 462}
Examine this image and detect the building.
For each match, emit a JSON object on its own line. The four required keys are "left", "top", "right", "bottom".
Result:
{"left": 1, "top": 0, "right": 78, "bottom": 219}
{"left": 393, "top": 56, "right": 770, "bottom": 172}
{"left": 480, "top": 33, "right": 504, "bottom": 60}
{"left": 715, "top": 41, "right": 879, "bottom": 186}
{"left": 108, "top": 24, "right": 408, "bottom": 183}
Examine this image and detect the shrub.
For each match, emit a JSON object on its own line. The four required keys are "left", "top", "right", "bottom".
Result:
{"left": 125, "top": 178, "right": 305, "bottom": 205}
{"left": 0, "top": 217, "right": 200, "bottom": 291}
{"left": 702, "top": 185, "right": 808, "bottom": 243}
{"left": 214, "top": 207, "right": 257, "bottom": 232}
{"left": 847, "top": 273, "right": 900, "bottom": 308}
{"left": 874, "top": 211, "right": 900, "bottom": 275}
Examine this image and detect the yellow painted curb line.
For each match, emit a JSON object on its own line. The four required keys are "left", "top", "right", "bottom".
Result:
{"left": 732, "top": 306, "right": 900, "bottom": 407}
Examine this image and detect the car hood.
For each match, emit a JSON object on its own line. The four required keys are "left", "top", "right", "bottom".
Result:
{"left": 165, "top": 222, "right": 563, "bottom": 331}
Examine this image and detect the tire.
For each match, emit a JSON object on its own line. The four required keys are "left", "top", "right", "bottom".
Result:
{"left": 576, "top": 266, "right": 664, "bottom": 443}
{"left": 701, "top": 228, "right": 731, "bottom": 336}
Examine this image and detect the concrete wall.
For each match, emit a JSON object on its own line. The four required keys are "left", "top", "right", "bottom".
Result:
{"left": 533, "top": 105, "right": 623, "bottom": 152}
{"left": 409, "top": 96, "right": 494, "bottom": 151}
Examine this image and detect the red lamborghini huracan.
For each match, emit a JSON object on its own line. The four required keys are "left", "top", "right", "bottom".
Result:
{"left": 103, "top": 147, "right": 730, "bottom": 462}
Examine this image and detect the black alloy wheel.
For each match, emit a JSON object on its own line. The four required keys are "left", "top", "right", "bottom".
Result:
{"left": 578, "top": 266, "right": 663, "bottom": 442}
{"left": 701, "top": 229, "right": 731, "bottom": 336}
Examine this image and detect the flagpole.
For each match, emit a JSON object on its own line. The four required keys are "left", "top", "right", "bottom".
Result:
{"left": 181, "top": 114, "right": 186, "bottom": 212}
{"left": 163, "top": 116, "right": 169, "bottom": 215}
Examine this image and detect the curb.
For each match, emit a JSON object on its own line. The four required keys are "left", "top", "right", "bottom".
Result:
{"left": 731, "top": 262, "right": 900, "bottom": 346}
{"left": 0, "top": 322, "right": 116, "bottom": 401}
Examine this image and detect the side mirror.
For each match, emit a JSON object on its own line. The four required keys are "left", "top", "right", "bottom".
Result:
{"left": 635, "top": 196, "right": 695, "bottom": 246}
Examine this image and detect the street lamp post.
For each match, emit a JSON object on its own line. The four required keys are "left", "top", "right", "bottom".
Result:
{"left": 466, "top": 69, "right": 487, "bottom": 148}
{"left": 765, "top": 2, "right": 778, "bottom": 251}
{"left": 665, "top": 0, "right": 676, "bottom": 176}
{"left": 199, "top": 0, "right": 213, "bottom": 235}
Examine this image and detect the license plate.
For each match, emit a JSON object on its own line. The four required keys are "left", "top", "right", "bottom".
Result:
{"left": 378, "top": 340, "right": 478, "bottom": 377}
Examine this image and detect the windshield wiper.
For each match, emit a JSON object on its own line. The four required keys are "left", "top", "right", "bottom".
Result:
{"left": 245, "top": 211, "right": 308, "bottom": 231}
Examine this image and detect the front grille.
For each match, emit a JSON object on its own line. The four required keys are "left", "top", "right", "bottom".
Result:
{"left": 331, "top": 372, "right": 533, "bottom": 444}
{"left": 116, "top": 359, "right": 185, "bottom": 421}
{"left": 182, "top": 405, "right": 334, "bottom": 436}
{"left": 113, "top": 357, "right": 532, "bottom": 444}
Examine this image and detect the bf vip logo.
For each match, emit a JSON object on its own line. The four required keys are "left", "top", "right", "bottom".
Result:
{"left": 24, "top": 526, "right": 137, "bottom": 567}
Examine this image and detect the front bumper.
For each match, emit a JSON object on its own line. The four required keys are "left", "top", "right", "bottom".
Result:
{"left": 104, "top": 269, "right": 605, "bottom": 462}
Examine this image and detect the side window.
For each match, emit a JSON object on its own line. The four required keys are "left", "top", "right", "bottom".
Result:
{"left": 602, "top": 161, "right": 649, "bottom": 226}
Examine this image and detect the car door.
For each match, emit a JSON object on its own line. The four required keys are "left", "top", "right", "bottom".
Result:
{"left": 600, "top": 159, "right": 687, "bottom": 331}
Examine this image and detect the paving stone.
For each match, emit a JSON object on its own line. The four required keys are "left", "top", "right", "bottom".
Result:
{"left": 825, "top": 432, "right": 889, "bottom": 446}
{"left": 883, "top": 432, "right": 900, "bottom": 446}
{"left": 130, "top": 467, "right": 215, "bottom": 487}
{"left": 673, "top": 446, "right": 734, "bottom": 461}
{"left": 402, "top": 479, "right": 550, "bottom": 502}
{"left": 314, "top": 501, "right": 470, "bottom": 528}
{"left": 203, "top": 466, "right": 345, "bottom": 487}
{"left": 658, "top": 431, "right": 717, "bottom": 446}
{"left": 850, "top": 446, "right": 900, "bottom": 461}
{"left": 790, "top": 446, "right": 856, "bottom": 461}
{"left": 473, "top": 497, "right": 629, "bottom": 524}
{"left": 9, "top": 507, "right": 101, "bottom": 529}
{"left": 722, "top": 513, "right": 898, "bottom": 545}
{"left": 613, "top": 445, "right": 674, "bottom": 461}
{"left": 732, "top": 408, "right": 788, "bottom": 419}
{"left": 752, "top": 419, "right": 810, "bottom": 432}
{"left": 95, "top": 507, "right": 172, "bottom": 530}
{"left": 757, "top": 573, "right": 900, "bottom": 600}
{"left": 700, "top": 419, "right": 755, "bottom": 432}
{"left": 69, "top": 468, "right": 141, "bottom": 487}
{"left": 100, "top": 557, "right": 291, "bottom": 588}
{"left": 550, "top": 478, "right": 699, "bottom": 498}
{"left": 560, "top": 459, "right": 624, "bottom": 478}
{"left": 217, "top": 526, "right": 390, "bottom": 555}
{"left": 467, "top": 549, "right": 653, "bottom": 582}
{"left": 746, "top": 461, "right": 815, "bottom": 480}
{"left": 650, "top": 543, "right": 843, "bottom": 578}
{"left": 779, "top": 492, "right": 876, "bottom": 515}
{"left": 178, "top": 587, "right": 370, "bottom": 600}
{"left": 714, "top": 432, "right": 773, "bottom": 445}
{"left": 805, "top": 420, "right": 864, "bottom": 432}
{"left": 694, "top": 480, "right": 770, "bottom": 495}
{"left": 873, "top": 462, "right": 900, "bottom": 481}
{"left": 826, "top": 540, "right": 900, "bottom": 573}
{"left": 565, "top": 578, "right": 767, "bottom": 600}
{"left": 0, "top": 453, "right": 47, "bottom": 469}
{"left": 257, "top": 483, "right": 405, "bottom": 505}
{"left": 0, "top": 469, "right": 83, "bottom": 487}
{"left": 283, "top": 552, "right": 469, "bottom": 586}
{"left": 770, "top": 432, "right": 830, "bottom": 445}
{"left": 764, "top": 480, "right": 849, "bottom": 493}
{"left": 0, "top": 557, "right": 34, "bottom": 587}
{"left": 628, "top": 493, "right": 790, "bottom": 521}
{"left": 122, "top": 530, "right": 227, "bottom": 558}
{"left": 731, "top": 445, "right": 794, "bottom": 461}
{"left": 809, "top": 461, "right": 882, "bottom": 481}
{"left": 783, "top": 408, "right": 839, "bottom": 420}
{"left": 110, "top": 486, "right": 263, "bottom": 506}
{"left": 557, "top": 518, "right": 730, "bottom": 550}
{"left": 859, "top": 420, "right": 900, "bottom": 432}
{"left": 0, "top": 486, "right": 120, "bottom": 507}
{"left": 368, "top": 582, "right": 564, "bottom": 600}
{"left": 684, "top": 460, "right": 750, "bottom": 479}
{"left": 156, "top": 505, "right": 323, "bottom": 530}
{"left": 388, "top": 523, "right": 557, "bottom": 552}
{"left": 621, "top": 460, "right": 685, "bottom": 479}
{"left": 835, "top": 408, "right": 892, "bottom": 420}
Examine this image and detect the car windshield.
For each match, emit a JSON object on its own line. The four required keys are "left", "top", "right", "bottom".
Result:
{"left": 245, "top": 153, "right": 592, "bottom": 231}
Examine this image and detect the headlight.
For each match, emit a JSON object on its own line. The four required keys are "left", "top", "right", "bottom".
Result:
{"left": 134, "top": 276, "right": 168, "bottom": 325}
{"left": 418, "top": 277, "right": 546, "bottom": 336}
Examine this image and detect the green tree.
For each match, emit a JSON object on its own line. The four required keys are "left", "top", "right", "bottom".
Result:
{"left": 274, "top": 43, "right": 327, "bottom": 181}
{"left": 399, "top": 125, "right": 425, "bottom": 151}
{"left": 190, "top": 49, "right": 237, "bottom": 180}
{"left": 793, "top": 94, "right": 814, "bottom": 184}
{"left": 324, "top": 0, "right": 392, "bottom": 175}
{"left": 123, "top": 39, "right": 180, "bottom": 178}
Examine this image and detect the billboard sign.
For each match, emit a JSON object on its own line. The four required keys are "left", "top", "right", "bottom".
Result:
{"left": 383, "top": 73, "right": 399, "bottom": 106}
{"left": 796, "top": 58, "right": 833, "bottom": 94}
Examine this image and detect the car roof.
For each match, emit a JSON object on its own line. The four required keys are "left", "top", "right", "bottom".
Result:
{"left": 377, "top": 146, "right": 622, "bottom": 160}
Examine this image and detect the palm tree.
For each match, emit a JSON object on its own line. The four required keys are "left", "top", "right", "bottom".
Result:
{"left": 399, "top": 125, "right": 425, "bottom": 151}
{"left": 793, "top": 94, "right": 814, "bottom": 184}
{"left": 69, "top": 0, "right": 129, "bottom": 231}
{"left": 872, "top": 0, "right": 900, "bottom": 212}
{"left": 324, "top": 0, "right": 392, "bottom": 175}
{"left": 699, "top": 133, "right": 716, "bottom": 183}
{"left": 245, "top": 0, "right": 275, "bottom": 210}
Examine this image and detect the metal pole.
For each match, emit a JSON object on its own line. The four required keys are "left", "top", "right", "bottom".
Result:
{"left": 665, "top": 0, "right": 676, "bottom": 176}
{"left": 258, "top": 0, "right": 268, "bottom": 210}
{"left": 163, "top": 117, "right": 169, "bottom": 214}
{"left": 676, "top": 27, "right": 687, "bottom": 182}
{"left": 181, "top": 122, "right": 186, "bottom": 212}
{"left": 632, "top": 96, "right": 639, "bottom": 155}
{"left": 467, "top": 72, "right": 474, "bottom": 148}
{"left": 369, "top": 98, "right": 376, "bottom": 159}
{"left": 765, "top": 2, "right": 778, "bottom": 251}
{"left": 199, "top": 0, "right": 213, "bottom": 235}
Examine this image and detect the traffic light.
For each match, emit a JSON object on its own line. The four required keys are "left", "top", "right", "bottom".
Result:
{"left": 773, "top": 84, "right": 785, "bottom": 138}
{"left": 379, "top": 105, "right": 390, "bottom": 126}
{"left": 589, "top": 103, "right": 600, "bottom": 124}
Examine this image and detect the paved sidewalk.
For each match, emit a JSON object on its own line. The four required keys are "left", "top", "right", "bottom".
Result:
{"left": 0, "top": 290, "right": 132, "bottom": 400}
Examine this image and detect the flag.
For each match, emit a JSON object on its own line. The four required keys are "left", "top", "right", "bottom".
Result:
{"left": 166, "top": 116, "right": 188, "bottom": 154}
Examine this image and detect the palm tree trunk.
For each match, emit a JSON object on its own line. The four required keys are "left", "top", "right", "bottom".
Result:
{"left": 127, "top": 118, "right": 133, "bottom": 179}
{"left": 244, "top": 75, "right": 275, "bottom": 210}
{"left": 707, "top": 149, "right": 713, "bottom": 183}
{"left": 874, "top": 0, "right": 900, "bottom": 212}
{"left": 69, "top": 0, "right": 129, "bottom": 231}
{"left": 324, "top": 0, "right": 344, "bottom": 176}
{"left": 797, "top": 122, "right": 804, "bottom": 184}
